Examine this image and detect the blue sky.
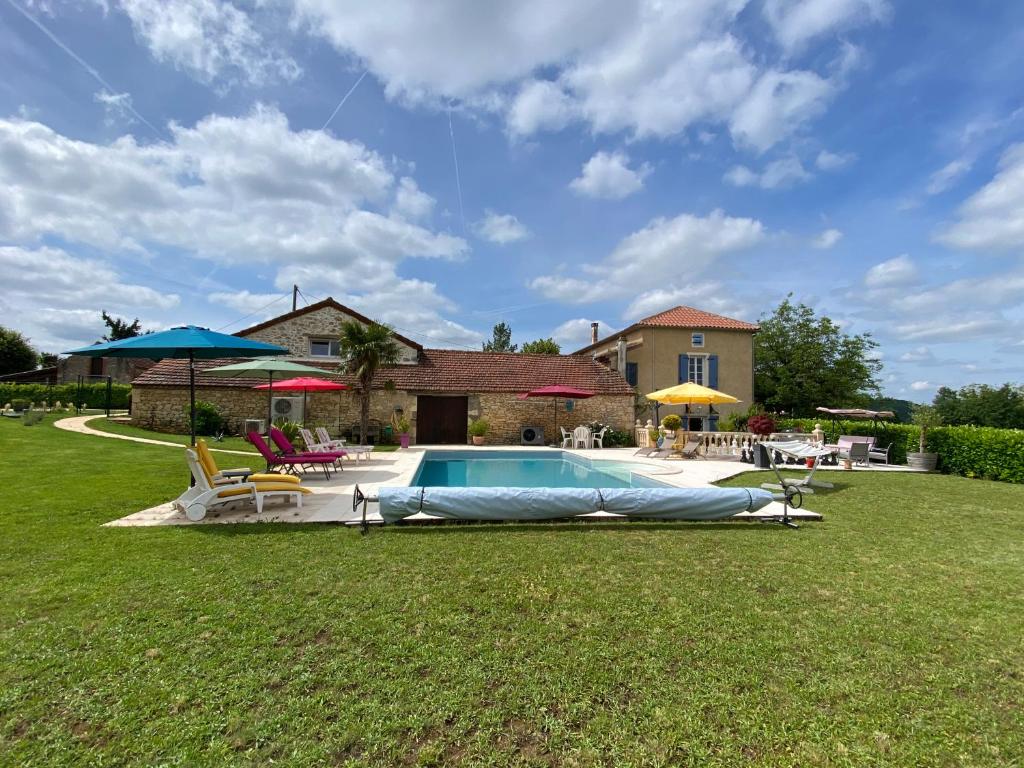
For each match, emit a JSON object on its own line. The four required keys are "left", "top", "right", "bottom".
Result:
{"left": 1, "top": 0, "right": 1022, "bottom": 401}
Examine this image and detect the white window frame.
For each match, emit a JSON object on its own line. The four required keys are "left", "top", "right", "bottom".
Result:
{"left": 308, "top": 337, "right": 341, "bottom": 358}
{"left": 691, "top": 332, "right": 705, "bottom": 348}
{"left": 688, "top": 355, "right": 706, "bottom": 385}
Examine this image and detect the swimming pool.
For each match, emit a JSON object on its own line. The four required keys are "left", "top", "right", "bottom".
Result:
{"left": 410, "top": 450, "right": 670, "bottom": 489}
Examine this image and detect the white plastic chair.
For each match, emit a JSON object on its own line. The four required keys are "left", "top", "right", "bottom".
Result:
{"left": 314, "top": 426, "right": 373, "bottom": 462}
{"left": 572, "top": 426, "right": 591, "bottom": 449}
{"left": 592, "top": 426, "right": 609, "bottom": 449}
{"left": 560, "top": 427, "right": 573, "bottom": 448}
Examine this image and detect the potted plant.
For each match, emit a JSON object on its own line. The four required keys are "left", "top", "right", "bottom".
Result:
{"left": 660, "top": 413, "right": 683, "bottom": 438}
{"left": 468, "top": 418, "right": 489, "bottom": 446}
{"left": 394, "top": 415, "right": 411, "bottom": 449}
{"left": 747, "top": 413, "right": 776, "bottom": 468}
{"left": 908, "top": 405, "right": 941, "bottom": 471}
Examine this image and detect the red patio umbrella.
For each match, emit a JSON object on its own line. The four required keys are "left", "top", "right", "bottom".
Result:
{"left": 254, "top": 376, "right": 348, "bottom": 427}
{"left": 518, "top": 385, "right": 595, "bottom": 444}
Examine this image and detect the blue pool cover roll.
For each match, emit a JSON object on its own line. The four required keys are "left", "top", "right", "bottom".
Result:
{"left": 377, "top": 486, "right": 773, "bottom": 524}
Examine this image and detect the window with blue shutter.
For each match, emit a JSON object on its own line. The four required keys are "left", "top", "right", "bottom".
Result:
{"left": 625, "top": 362, "right": 638, "bottom": 386}
{"left": 678, "top": 354, "right": 689, "bottom": 384}
{"left": 708, "top": 354, "right": 719, "bottom": 389}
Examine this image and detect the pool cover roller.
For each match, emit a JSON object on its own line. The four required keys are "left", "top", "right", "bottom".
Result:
{"left": 377, "top": 486, "right": 774, "bottom": 524}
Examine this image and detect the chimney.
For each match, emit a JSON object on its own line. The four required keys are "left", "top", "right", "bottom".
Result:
{"left": 590, "top": 322, "right": 599, "bottom": 344}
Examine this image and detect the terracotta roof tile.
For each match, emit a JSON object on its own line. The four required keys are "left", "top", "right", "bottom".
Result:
{"left": 132, "top": 349, "right": 634, "bottom": 395}
{"left": 635, "top": 305, "right": 759, "bottom": 331}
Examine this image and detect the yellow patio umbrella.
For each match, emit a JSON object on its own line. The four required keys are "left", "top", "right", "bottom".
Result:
{"left": 646, "top": 382, "right": 740, "bottom": 436}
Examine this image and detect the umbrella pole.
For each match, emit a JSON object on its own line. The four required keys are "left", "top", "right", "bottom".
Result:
{"left": 554, "top": 397, "right": 558, "bottom": 447}
{"left": 266, "top": 372, "right": 274, "bottom": 439}
{"left": 189, "top": 351, "right": 196, "bottom": 447}
{"left": 303, "top": 388, "right": 308, "bottom": 426}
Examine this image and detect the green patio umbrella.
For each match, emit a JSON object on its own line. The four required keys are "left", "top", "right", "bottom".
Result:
{"left": 204, "top": 359, "right": 341, "bottom": 437}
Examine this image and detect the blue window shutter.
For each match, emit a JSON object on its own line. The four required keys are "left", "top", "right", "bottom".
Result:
{"left": 708, "top": 354, "right": 719, "bottom": 389}
{"left": 625, "top": 362, "right": 638, "bottom": 386}
{"left": 678, "top": 354, "right": 689, "bottom": 383}
{"left": 708, "top": 413, "right": 719, "bottom": 432}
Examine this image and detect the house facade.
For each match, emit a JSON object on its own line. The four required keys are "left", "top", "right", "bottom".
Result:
{"left": 573, "top": 305, "right": 758, "bottom": 430}
{"left": 131, "top": 298, "right": 634, "bottom": 444}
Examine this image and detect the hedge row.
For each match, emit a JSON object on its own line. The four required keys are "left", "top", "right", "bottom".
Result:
{"left": 0, "top": 382, "right": 131, "bottom": 409}
{"left": 776, "top": 417, "right": 1024, "bottom": 484}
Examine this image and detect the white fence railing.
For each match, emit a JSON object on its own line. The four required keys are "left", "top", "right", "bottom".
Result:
{"left": 634, "top": 423, "right": 815, "bottom": 457}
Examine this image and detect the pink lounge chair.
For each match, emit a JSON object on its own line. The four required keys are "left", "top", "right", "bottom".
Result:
{"left": 270, "top": 426, "right": 348, "bottom": 469}
{"left": 247, "top": 431, "right": 337, "bottom": 479}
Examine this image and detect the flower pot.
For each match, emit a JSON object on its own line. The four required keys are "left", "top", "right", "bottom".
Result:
{"left": 805, "top": 457, "right": 815, "bottom": 469}
{"left": 907, "top": 452, "right": 937, "bottom": 471}
{"left": 472, "top": 436, "right": 484, "bottom": 446}
{"left": 843, "top": 458, "right": 853, "bottom": 470}
{"left": 399, "top": 434, "right": 410, "bottom": 449}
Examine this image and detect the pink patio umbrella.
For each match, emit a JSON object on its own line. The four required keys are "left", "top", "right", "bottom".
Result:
{"left": 517, "top": 384, "right": 595, "bottom": 443}
{"left": 253, "top": 376, "right": 348, "bottom": 429}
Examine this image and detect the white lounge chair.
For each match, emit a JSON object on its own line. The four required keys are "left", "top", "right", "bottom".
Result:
{"left": 175, "top": 449, "right": 310, "bottom": 522}
{"left": 312, "top": 427, "right": 373, "bottom": 462}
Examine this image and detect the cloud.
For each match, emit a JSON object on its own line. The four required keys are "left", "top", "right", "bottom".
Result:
{"left": 926, "top": 158, "right": 972, "bottom": 195}
{"left": 812, "top": 228, "right": 843, "bottom": 249}
{"left": 724, "top": 156, "right": 811, "bottom": 189}
{"left": 207, "top": 290, "right": 288, "bottom": 317}
{"left": 899, "top": 346, "right": 933, "bottom": 363}
{"left": 93, "top": 90, "right": 135, "bottom": 126}
{"left": 290, "top": 0, "right": 876, "bottom": 149}
{"left": 815, "top": 149, "right": 855, "bottom": 170}
{"left": 938, "top": 143, "right": 1024, "bottom": 250}
{"left": 0, "top": 107, "right": 480, "bottom": 348}
{"left": 551, "top": 318, "right": 619, "bottom": 349}
{"left": 622, "top": 283, "right": 752, "bottom": 323}
{"left": 864, "top": 254, "right": 918, "bottom": 288}
{"left": 530, "top": 210, "right": 765, "bottom": 304}
{"left": 474, "top": 210, "right": 530, "bottom": 244}
{"left": 112, "top": 0, "right": 300, "bottom": 86}
{"left": 763, "top": 0, "right": 890, "bottom": 52}
{"left": 909, "top": 380, "right": 932, "bottom": 392}
{"left": 569, "top": 151, "right": 651, "bottom": 199}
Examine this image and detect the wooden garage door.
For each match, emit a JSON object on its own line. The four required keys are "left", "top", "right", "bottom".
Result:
{"left": 416, "top": 396, "right": 468, "bottom": 444}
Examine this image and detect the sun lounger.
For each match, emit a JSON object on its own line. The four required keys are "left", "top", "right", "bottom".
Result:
{"left": 312, "top": 427, "right": 373, "bottom": 462}
{"left": 175, "top": 448, "right": 310, "bottom": 521}
{"left": 673, "top": 436, "right": 703, "bottom": 459}
{"left": 759, "top": 440, "right": 836, "bottom": 495}
{"left": 247, "top": 431, "right": 338, "bottom": 479}
{"left": 270, "top": 426, "right": 347, "bottom": 469}
{"left": 195, "top": 438, "right": 301, "bottom": 487}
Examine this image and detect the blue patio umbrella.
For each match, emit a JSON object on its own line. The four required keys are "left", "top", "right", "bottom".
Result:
{"left": 64, "top": 326, "right": 287, "bottom": 446}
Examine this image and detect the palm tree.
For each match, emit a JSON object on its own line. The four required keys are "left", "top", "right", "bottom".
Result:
{"left": 337, "top": 320, "right": 401, "bottom": 444}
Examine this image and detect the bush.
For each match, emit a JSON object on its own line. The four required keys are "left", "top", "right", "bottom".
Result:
{"left": 272, "top": 418, "right": 301, "bottom": 443}
{"left": 0, "top": 382, "right": 131, "bottom": 410}
{"left": 468, "top": 418, "right": 490, "bottom": 437}
{"left": 190, "top": 400, "right": 225, "bottom": 436}
{"left": 586, "top": 422, "right": 633, "bottom": 447}
{"left": 11, "top": 398, "right": 29, "bottom": 412}
{"left": 660, "top": 414, "right": 683, "bottom": 431}
{"left": 747, "top": 414, "right": 776, "bottom": 436}
{"left": 926, "top": 426, "right": 1024, "bottom": 484}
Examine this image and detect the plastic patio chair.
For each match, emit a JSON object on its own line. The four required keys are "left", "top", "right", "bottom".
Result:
{"left": 560, "top": 427, "right": 573, "bottom": 448}
{"left": 572, "top": 425, "right": 591, "bottom": 449}
{"left": 592, "top": 426, "right": 608, "bottom": 449}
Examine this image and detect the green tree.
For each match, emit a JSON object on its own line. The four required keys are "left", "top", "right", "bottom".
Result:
{"left": 754, "top": 296, "right": 881, "bottom": 416}
{"left": 520, "top": 337, "right": 561, "bottom": 355}
{"left": 0, "top": 326, "right": 38, "bottom": 376}
{"left": 933, "top": 383, "right": 1024, "bottom": 429}
{"left": 482, "top": 322, "right": 517, "bottom": 353}
{"left": 337, "top": 320, "right": 401, "bottom": 443}
{"left": 101, "top": 311, "right": 144, "bottom": 341}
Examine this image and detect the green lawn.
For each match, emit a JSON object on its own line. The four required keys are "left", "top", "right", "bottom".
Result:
{"left": 85, "top": 417, "right": 402, "bottom": 452}
{"left": 1, "top": 417, "right": 1022, "bottom": 767}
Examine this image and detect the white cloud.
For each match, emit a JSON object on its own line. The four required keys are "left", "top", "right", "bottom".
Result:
{"left": 939, "top": 143, "right": 1024, "bottom": 250}
{"left": 926, "top": 158, "right": 971, "bottom": 195}
{"left": 289, "top": 0, "right": 873, "bottom": 149}
{"left": 622, "top": 283, "right": 751, "bottom": 322}
{"left": 724, "top": 156, "right": 811, "bottom": 189}
{"left": 569, "top": 151, "right": 651, "bottom": 199}
{"left": 0, "top": 108, "right": 480, "bottom": 349}
{"left": 899, "top": 346, "right": 933, "bottom": 363}
{"left": 93, "top": 90, "right": 135, "bottom": 126}
{"left": 530, "top": 210, "right": 765, "bottom": 304}
{"left": 392, "top": 177, "right": 435, "bottom": 220}
{"left": 113, "top": 0, "right": 300, "bottom": 86}
{"left": 552, "top": 318, "right": 619, "bottom": 349}
{"left": 864, "top": 254, "right": 918, "bottom": 288}
{"left": 812, "top": 228, "right": 843, "bottom": 249}
{"left": 816, "top": 149, "right": 855, "bottom": 170}
{"left": 763, "top": 0, "right": 890, "bottom": 52}
{"left": 207, "top": 290, "right": 286, "bottom": 317}
{"left": 474, "top": 210, "right": 530, "bottom": 244}
{"left": 909, "top": 380, "right": 932, "bottom": 392}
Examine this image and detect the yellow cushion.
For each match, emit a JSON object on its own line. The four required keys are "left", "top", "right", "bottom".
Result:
{"left": 249, "top": 473, "right": 301, "bottom": 485}
{"left": 215, "top": 483, "right": 311, "bottom": 499}
{"left": 195, "top": 440, "right": 218, "bottom": 483}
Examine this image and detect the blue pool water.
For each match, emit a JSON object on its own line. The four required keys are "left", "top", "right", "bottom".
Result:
{"left": 411, "top": 450, "right": 669, "bottom": 489}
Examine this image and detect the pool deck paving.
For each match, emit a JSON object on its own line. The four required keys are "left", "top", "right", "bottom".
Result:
{"left": 57, "top": 416, "right": 925, "bottom": 528}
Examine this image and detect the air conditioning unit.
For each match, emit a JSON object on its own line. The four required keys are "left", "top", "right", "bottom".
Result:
{"left": 243, "top": 418, "right": 265, "bottom": 435}
{"left": 521, "top": 426, "right": 545, "bottom": 446}
{"left": 272, "top": 396, "right": 303, "bottom": 423}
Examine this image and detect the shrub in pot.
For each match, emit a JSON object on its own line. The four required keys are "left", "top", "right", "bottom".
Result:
{"left": 468, "top": 418, "right": 489, "bottom": 445}
{"left": 747, "top": 414, "right": 776, "bottom": 436}
{"left": 660, "top": 413, "right": 683, "bottom": 437}
{"left": 908, "top": 405, "right": 941, "bottom": 471}
{"left": 394, "top": 415, "right": 412, "bottom": 448}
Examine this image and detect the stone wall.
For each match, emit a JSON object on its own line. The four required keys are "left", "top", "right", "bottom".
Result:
{"left": 133, "top": 385, "right": 635, "bottom": 446}
{"left": 240, "top": 305, "right": 419, "bottom": 364}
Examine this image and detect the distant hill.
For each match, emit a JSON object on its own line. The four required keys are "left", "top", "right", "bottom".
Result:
{"left": 868, "top": 397, "right": 916, "bottom": 423}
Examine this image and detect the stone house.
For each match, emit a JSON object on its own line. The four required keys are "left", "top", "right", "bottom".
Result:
{"left": 131, "top": 298, "right": 634, "bottom": 444}
{"left": 573, "top": 305, "right": 758, "bottom": 430}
